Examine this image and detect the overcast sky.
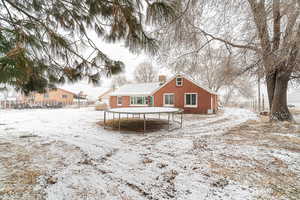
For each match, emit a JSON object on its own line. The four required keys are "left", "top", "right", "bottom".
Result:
{"left": 61, "top": 39, "right": 171, "bottom": 100}
{"left": 62, "top": 42, "right": 146, "bottom": 100}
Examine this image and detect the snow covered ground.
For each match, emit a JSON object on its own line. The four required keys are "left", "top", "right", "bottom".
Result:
{"left": 0, "top": 107, "right": 299, "bottom": 200}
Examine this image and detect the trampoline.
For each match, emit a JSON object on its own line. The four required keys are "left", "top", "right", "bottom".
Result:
{"left": 103, "top": 107, "right": 183, "bottom": 132}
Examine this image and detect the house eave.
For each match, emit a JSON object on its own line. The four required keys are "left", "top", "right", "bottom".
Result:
{"left": 110, "top": 93, "right": 153, "bottom": 97}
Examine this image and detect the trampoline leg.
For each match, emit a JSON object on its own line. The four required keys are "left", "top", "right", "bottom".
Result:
{"left": 104, "top": 111, "right": 106, "bottom": 129}
{"left": 144, "top": 114, "right": 146, "bottom": 133}
{"left": 112, "top": 113, "right": 115, "bottom": 129}
{"left": 168, "top": 113, "right": 170, "bottom": 131}
{"left": 181, "top": 112, "right": 183, "bottom": 128}
{"left": 119, "top": 113, "right": 121, "bottom": 132}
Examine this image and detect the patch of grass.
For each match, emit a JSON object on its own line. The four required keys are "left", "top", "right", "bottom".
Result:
{"left": 0, "top": 186, "right": 27, "bottom": 196}
{"left": 98, "top": 118, "right": 169, "bottom": 132}
{"left": 219, "top": 119, "right": 300, "bottom": 199}
{"left": 9, "top": 169, "right": 41, "bottom": 185}
{"left": 291, "top": 109, "right": 300, "bottom": 115}
{"left": 192, "top": 139, "right": 209, "bottom": 150}
{"left": 269, "top": 183, "right": 300, "bottom": 200}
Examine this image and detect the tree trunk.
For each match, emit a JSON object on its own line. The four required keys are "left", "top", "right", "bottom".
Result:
{"left": 268, "top": 72, "right": 293, "bottom": 121}
{"left": 266, "top": 72, "right": 276, "bottom": 110}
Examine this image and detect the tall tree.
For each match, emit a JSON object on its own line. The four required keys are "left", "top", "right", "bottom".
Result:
{"left": 167, "top": 45, "right": 250, "bottom": 91}
{"left": 0, "top": 0, "right": 176, "bottom": 94}
{"left": 247, "top": 0, "right": 300, "bottom": 121}
{"left": 155, "top": 0, "right": 300, "bottom": 121}
{"left": 169, "top": 45, "right": 255, "bottom": 104}
{"left": 110, "top": 74, "right": 130, "bottom": 89}
{"left": 134, "top": 61, "right": 158, "bottom": 83}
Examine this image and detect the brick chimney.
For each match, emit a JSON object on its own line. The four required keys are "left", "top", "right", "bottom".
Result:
{"left": 158, "top": 75, "right": 166, "bottom": 84}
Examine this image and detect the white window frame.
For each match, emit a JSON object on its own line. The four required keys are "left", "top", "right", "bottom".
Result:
{"left": 117, "top": 96, "right": 122, "bottom": 106}
{"left": 176, "top": 77, "right": 183, "bottom": 86}
{"left": 184, "top": 93, "right": 198, "bottom": 108}
{"left": 163, "top": 93, "right": 175, "bottom": 107}
{"left": 130, "top": 96, "right": 148, "bottom": 106}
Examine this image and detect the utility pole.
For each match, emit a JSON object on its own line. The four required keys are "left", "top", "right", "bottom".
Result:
{"left": 77, "top": 92, "right": 81, "bottom": 108}
{"left": 257, "top": 76, "right": 261, "bottom": 112}
{"left": 262, "top": 93, "right": 265, "bottom": 111}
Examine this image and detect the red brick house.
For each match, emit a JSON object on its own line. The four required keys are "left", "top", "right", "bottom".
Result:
{"left": 109, "top": 75, "right": 218, "bottom": 114}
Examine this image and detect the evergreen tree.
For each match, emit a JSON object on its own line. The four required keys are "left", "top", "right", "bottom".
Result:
{"left": 0, "top": 0, "right": 176, "bottom": 94}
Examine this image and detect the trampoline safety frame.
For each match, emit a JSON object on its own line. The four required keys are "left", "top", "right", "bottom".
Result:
{"left": 103, "top": 107, "right": 183, "bottom": 133}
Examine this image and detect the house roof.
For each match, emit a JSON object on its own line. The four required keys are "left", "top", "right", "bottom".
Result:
{"left": 28, "top": 88, "right": 76, "bottom": 96}
{"left": 151, "top": 75, "right": 218, "bottom": 96}
{"left": 98, "top": 88, "right": 114, "bottom": 99}
{"left": 110, "top": 75, "right": 218, "bottom": 97}
{"left": 110, "top": 82, "right": 161, "bottom": 96}
{"left": 182, "top": 76, "right": 218, "bottom": 95}
{"left": 55, "top": 88, "right": 77, "bottom": 96}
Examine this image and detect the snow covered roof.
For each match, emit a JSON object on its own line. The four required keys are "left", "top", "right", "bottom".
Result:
{"left": 56, "top": 88, "right": 76, "bottom": 96}
{"left": 98, "top": 88, "right": 114, "bottom": 99}
{"left": 151, "top": 74, "right": 218, "bottom": 96}
{"left": 110, "top": 75, "right": 218, "bottom": 97}
{"left": 110, "top": 82, "right": 161, "bottom": 96}
{"left": 182, "top": 75, "right": 218, "bottom": 95}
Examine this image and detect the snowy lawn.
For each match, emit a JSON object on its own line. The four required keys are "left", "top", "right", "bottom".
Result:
{"left": 0, "top": 107, "right": 300, "bottom": 200}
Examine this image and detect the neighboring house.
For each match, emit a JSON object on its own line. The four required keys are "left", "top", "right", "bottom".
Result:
{"left": 73, "top": 91, "right": 89, "bottom": 105}
{"left": 98, "top": 88, "right": 115, "bottom": 105}
{"left": 109, "top": 75, "right": 218, "bottom": 114}
{"left": 76, "top": 91, "right": 88, "bottom": 100}
{"left": 0, "top": 90, "right": 29, "bottom": 108}
{"left": 24, "top": 88, "right": 76, "bottom": 105}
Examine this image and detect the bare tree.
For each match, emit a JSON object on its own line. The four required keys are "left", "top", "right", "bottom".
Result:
{"left": 170, "top": 45, "right": 243, "bottom": 91}
{"left": 163, "top": 42, "right": 255, "bottom": 103}
{"left": 155, "top": 0, "right": 300, "bottom": 121}
{"left": 110, "top": 75, "right": 130, "bottom": 90}
{"left": 222, "top": 86, "right": 235, "bottom": 106}
{"left": 134, "top": 62, "right": 158, "bottom": 83}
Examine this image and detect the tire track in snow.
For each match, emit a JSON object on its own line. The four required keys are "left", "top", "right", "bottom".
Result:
{"left": 122, "top": 108, "right": 257, "bottom": 147}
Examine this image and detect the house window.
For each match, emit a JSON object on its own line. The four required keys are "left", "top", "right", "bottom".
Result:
{"left": 176, "top": 77, "right": 183, "bottom": 86}
{"left": 164, "top": 94, "right": 174, "bottom": 106}
{"left": 185, "top": 93, "right": 197, "bottom": 107}
{"left": 130, "top": 96, "right": 146, "bottom": 105}
{"left": 62, "top": 94, "right": 68, "bottom": 98}
{"left": 44, "top": 94, "right": 49, "bottom": 98}
{"left": 117, "top": 96, "right": 122, "bottom": 105}
{"left": 130, "top": 96, "right": 154, "bottom": 106}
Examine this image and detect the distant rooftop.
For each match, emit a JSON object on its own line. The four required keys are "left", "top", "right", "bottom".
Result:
{"left": 110, "top": 82, "right": 161, "bottom": 96}
{"left": 98, "top": 88, "right": 115, "bottom": 99}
